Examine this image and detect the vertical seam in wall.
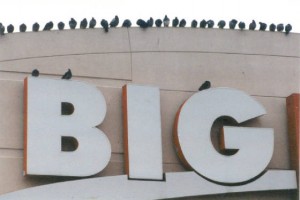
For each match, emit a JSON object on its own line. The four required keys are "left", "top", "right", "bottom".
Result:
{"left": 126, "top": 28, "right": 133, "bottom": 82}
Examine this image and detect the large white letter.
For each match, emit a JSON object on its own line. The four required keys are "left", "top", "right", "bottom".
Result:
{"left": 24, "top": 77, "right": 111, "bottom": 177}
{"left": 122, "top": 84, "right": 163, "bottom": 180}
{"left": 174, "top": 87, "right": 274, "bottom": 184}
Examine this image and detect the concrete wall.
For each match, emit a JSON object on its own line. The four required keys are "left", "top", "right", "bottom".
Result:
{"left": 0, "top": 27, "right": 299, "bottom": 199}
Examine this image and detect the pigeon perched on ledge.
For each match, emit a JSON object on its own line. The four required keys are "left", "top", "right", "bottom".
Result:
{"left": 43, "top": 21, "right": 53, "bottom": 31}
{"left": 137, "top": 19, "right": 148, "bottom": 28}
{"left": 155, "top": 19, "right": 162, "bottom": 27}
{"left": 179, "top": 19, "right": 186, "bottom": 27}
{"left": 62, "top": 69, "right": 72, "bottom": 80}
{"left": 277, "top": 24, "right": 284, "bottom": 32}
{"left": 69, "top": 18, "right": 77, "bottom": 29}
{"left": 199, "top": 81, "right": 211, "bottom": 91}
{"left": 20, "top": 23, "right": 27, "bottom": 32}
{"left": 163, "top": 15, "right": 170, "bottom": 27}
{"left": 32, "top": 69, "right": 39, "bottom": 77}
{"left": 32, "top": 22, "right": 39, "bottom": 32}
{"left": 101, "top": 19, "right": 109, "bottom": 32}
{"left": 80, "top": 18, "right": 88, "bottom": 29}
{"left": 238, "top": 21, "right": 245, "bottom": 30}
{"left": 229, "top": 19, "right": 237, "bottom": 29}
{"left": 200, "top": 20, "right": 207, "bottom": 28}
{"left": 110, "top": 15, "right": 119, "bottom": 27}
{"left": 58, "top": 22, "right": 65, "bottom": 30}
{"left": 89, "top": 17, "right": 96, "bottom": 28}
{"left": 7, "top": 24, "right": 14, "bottom": 33}
{"left": 217, "top": 20, "right": 226, "bottom": 29}
{"left": 269, "top": 23, "right": 276, "bottom": 32}
{"left": 249, "top": 20, "right": 256, "bottom": 30}
{"left": 191, "top": 20, "right": 197, "bottom": 28}
{"left": 285, "top": 24, "right": 292, "bottom": 35}
{"left": 259, "top": 22, "right": 267, "bottom": 31}
{"left": 122, "top": 19, "right": 132, "bottom": 28}
{"left": 172, "top": 17, "right": 179, "bottom": 27}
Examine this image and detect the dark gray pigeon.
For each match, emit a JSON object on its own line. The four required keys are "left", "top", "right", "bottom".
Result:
{"left": 285, "top": 24, "right": 292, "bottom": 35}
{"left": 43, "top": 21, "right": 53, "bottom": 31}
{"left": 199, "top": 81, "right": 211, "bottom": 91}
{"left": 0, "top": 25, "right": 5, "bottom": 36}
{"left": 32, "top": 69, "right": 39, "bottom": 77}
{"left": 69, "top": 18, "right": 77, "bottom": 29}
{"left": 147, "top": 17, "right": 154, "bottom": 27}
{"left": 80, "top": 18, "right": 87, "bottom": 29}
{"left": 207, "top": 20, "right": 214, "bottom": 28}
{"left": 229, "top": 19, "right": 237, "bottom": 29}
{"left": 249, "top": 20, "right": 256, "bottom": 30}
{"left": 269, "top": 23, "right": 276, "bottom": 32}
{"left": 217, "top": 20, "right": 226, "bottom": 29}
{"left": 137, "top": 19, "right": 148, "bottom": 28}
{"left": 172, "top": 17, "right": 179, "bottom": 27}
{"left": 191, "top": 20, "right": 197, "bottom": 28}
{"left": 58, "top": 22, "right": 65, "bottom": 30}
{"left": 62, "top": 69, "right": 72, "bottom": 80}
{"left": 122, "top": 19, "right": 132, "bottom": 28}
{"left": 20, "top": 23, "right": 27, "bottom": 32}
{"left": 7, "top": 24, "right": 14, "bottom": 33}
{"left": 110, "top": 15, "right": 119, "bottom": 27}
{"left": 259, "top": 22, "right": 267, "bottom": 31}
{"left": 238, "top": 21, "right": 245, "bottom": 30}
{"left": 199, "top": 19, "right": 207, "bottom": 28}
{"left": 32, "top": 22, "right": 39, "bottom": 32}
{"left": 277, "top": 24, "right": 284, "bottom": 32}
{"left": 101, "top": 19, "right": 109, "bottom": 32}
{"left": 89, "top": 17, "right": 96, "bottom": 28}
{"left": 155, "top": 19, "right": 162, "bottom": 27}
{"left": 179, "top": 19, "right": 186, "bottom": 27}
{"left": 163, "top": 15, "right": 170, "bottom": 27}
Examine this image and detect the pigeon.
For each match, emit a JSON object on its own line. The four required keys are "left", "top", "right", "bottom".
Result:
{"left": 89, "top": 17, "right": 96, "bottom": 28}
{"left": 172, "top": 17, "right": 179, "bottom": 27}
{"left": 199, "top": 19, "right": 207, "bottom": 28}
{"left": 69, "top": 18, "right": 77, "bottom": 29}
{"left": 43, "top": 21, "right": 53, "bottom": 31}
{"left": 32, "top": 22, "right": 39, "bottom": 32}
{"left": 20, "top": 23, "right": 27, "bottom": 32}
{"left": 110, "top": 15, "right": 119, "bottom": 27}
{"left": 122, "top": 19, "right": 132, "bottom": 28}
{"left": 31, "top": 69, "right": 39, "bottom": 77}
{"left": 7, "top": 24, "right": 14, "bottom": 33}
{"left": 155, "top": 19, "right": 162, "bottom": 27}
{"left": 147, "top": 17, "right": 154, "bottom": 27}
{"left": 137, "top": 19, "right": 148, "bottom": 28}
{"left": 229, "top": 19, "right": 238, "bottom": 29}
{"left": 80, "top": 18, "right": 88, "bottom": 29}
{"left": 62, "top": 69, "right": 72, "bottom": 80}
{"left": 269, "top": 23, "right": 276, "bottom": 32}
{"left": 285, "top": 24, "right": 292, "bottom": 35}
{"left": 199, "top": 81, "right": 211, "bottom": 91}
{"left": 238, "top": 21, "right": 245, "bottom": 30}
{"left": 163, "top": 15, "right": 170, "bottom": 27}
{"left": 217, "top": 20, "right": 226, "bottom": 29}
{"left": 179, "top": 19, "right": 186, "bottom": 27}
{"left": 58, "top": 22, "right": 65, "bottom": 30}
{"left": 101, "top": 19, "right": 109, "bottom": 32}
{"left": 0, "top": 25, "right": 4, "bottom": 36}
{"left": 259, "top": 22, "right": 267, "bottom": 31}
{"left": 207, "top": 20, "right": 214, "bottom": 28}
{"left": 249, "top": 20, "right": 256, "bottom": 30}
{"left": 277, "top": 24, "right": 284, "bottom": 32}
{"left": 191, "top": 20, "right": 198, "bottom": 28}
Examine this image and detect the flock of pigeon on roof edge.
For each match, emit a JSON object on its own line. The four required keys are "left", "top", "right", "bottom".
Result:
{"left": 0, "top": 15, "right": 293, "bottom": 35}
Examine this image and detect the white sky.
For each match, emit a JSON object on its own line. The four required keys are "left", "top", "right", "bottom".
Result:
{"left": 0, "top": 0, "right": 299, "bottom": 33}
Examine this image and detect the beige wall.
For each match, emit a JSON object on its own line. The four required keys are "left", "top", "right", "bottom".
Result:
{"left": 0, "top": 27, "right": 299, "bottom": 199}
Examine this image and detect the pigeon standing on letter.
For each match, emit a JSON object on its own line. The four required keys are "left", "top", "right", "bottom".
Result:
{"left": 285, "top": 24, "right": 292, "bottom": 35}
{"left": 20, "top": 23, "right": 27, "bottom": 32}
{"left": 122, "top": 19, "right": 132, "bottom": 28}
{"left": 238, "top": 21, "right": 245, "bottom": 30}
{"left": 199, "top": 81, "right": 211, "bottom": 91}
{"left": 7, "top": 24, "right": 14, "bottom": 33}
{"left": 62, "top": 69, "right": 72, "bottom": 80}
{"left": 229, "top": 19, "right": 237, "bottom": 29}
{"left": 32, "top": 69, "right": 39, "bottom": 77}
{"left": 110, "top": 15, "right": 119, "bottom": 27}
{"left": 69, "top": 18, "right": 77, "bottom": 29}
{"left": 179, "top": 19, "right": 186, "bottom": 27}
{"left": 58, "top": 22, "right": 65, "bottom": 30}
{"left": 89, "top": 17, "right": 96, "bottom": 28}
{"left": 155, "top": 19, "right": 162, "bottom": 27}
{"left": 101, "top": 19, "right": 109, "bottom": 32}
{"left": 269, "top": 23, "right": 276, "bottom": 32}
{"left": 277, "top": 24, "right": 284, "bottom": 32}
{"left": 199, "top": 19, "right": 207, "bottom": 28}
{"left": 163, "top": 15, "right": 170, "bottom": 27}
{"left": 80, "top": 18, "right": 88, "bottom": 29}
{"left": 217, "top": 20, "right": 226, "bottom": 29}
{"left": 191, "top": 20, "right": 197, "bottom": 28}
{"left": 172, "top": 17, "right": 179, "bottom": 27}
{"left": 207, "top": 20, "right": 214, "bottom": 28}
{"left": 249, "top": 20, "right": 256, "bottom": 30}
{"left": 32, "top": 22, "right": 39, "bottom": 32}
{"left": 259, "top": 22, "right": 267, "bottom": 31}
